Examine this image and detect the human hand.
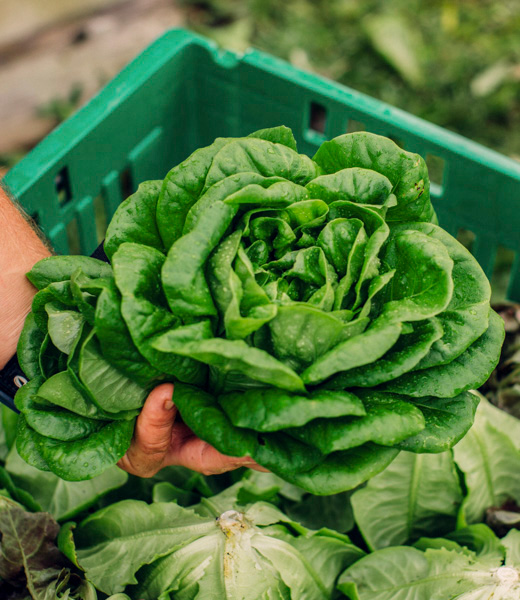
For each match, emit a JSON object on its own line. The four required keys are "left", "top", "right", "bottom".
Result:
{"left": 117, "top": 383, "right": 268, "bottom": 478}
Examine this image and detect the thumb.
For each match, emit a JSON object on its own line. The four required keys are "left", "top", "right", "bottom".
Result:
{"left": 118, "top": 383, "right": 176, "bottom": 477}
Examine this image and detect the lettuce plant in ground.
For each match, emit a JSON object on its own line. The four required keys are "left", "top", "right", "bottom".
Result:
{"left": 351, "top": 450, "right": 463, "bottom": 551}
{"left": 15, "top": 126, "right": 504, "bottom": 493}
{"left": 338, "top": 525, "right": 520, "bottom": 600}
{"left": 481, "top": 302, "right": 520, "bottom": 419}
{"left": 62, "top": 492, "right": 364, "bottom": 599}
{"left": 454, "top": 393, "right": 520, "bottom": 526}
{"left": 0, "top": 495, "right": 125, "bottom": 600}
{"left": 3, "top": 446, "right": 128, "bottom": 522}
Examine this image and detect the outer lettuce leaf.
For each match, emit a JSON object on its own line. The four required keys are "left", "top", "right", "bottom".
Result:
{"left": 153, "top": 337, "right": 305, "bottom": 393}
{"left": 18, "top": 312, "right": 46, "bottom": 379}
{"left": 45, "top": 303, "right": 85, "bottom": 355}
{"left": 454, "top": 396, "right": 520, "bottom": 525}
{"left": 162, "top": 198, "right": 237, "bottom": 318}
{"left": 338, "top": 539, "right": 520, "bottom": 600}
{"left": 5, "top": 447, "right": 127, "bottom": 522}
{"left": 68, "top": 496, "right": 362, "bottom": 599}
{"left": 104, "top": 180, "right": 164, "bottom": 260}
{"left": 95, "top": 284, "right": 164, "bottom": 387}
{"left": 27, "top": 256, "right": 112, "bottom": 290}
{"left": 32, "top": 283, "right": 75, "bottom": 331}
{"left": 156, "top": 137, "right": 231, "bottom": 249}
{"left": 218, "top": 388, "right": 366, "bottom": 432}
{"left": 378, "top": 229, "right": 454, "bottom": 322}
{"left": 288, "top": 391, "right": 425, "bottom": 453}
{"left": 247, "top": 125, "right": 298, "bottom": 150}
{"left": 396, "top": 393, "right": 479, "bottom": 453}
{"left": 78, "top": 331, "right": 147, "bottom": 413}
{"left": 112, "top": 243, "right": 206, "bottom": 384}
{"left": 380, "top": 309, "right": 504, "bottom": 398}
{"left": 15, "top": 377, "right": 103, "bottom": 441}
{"left": 313, "top": 132, "right": 434, "bottom": 223}
{"left": 284, "top": 444, "right": 399, "bottom": 496}
{"left": 351, "top": 451, "right": 462, "bottom": 551}
{"left": 172, "top": 384, "right": 322, "bottom": 475}
{"left": 306, "top": 167, "right": 395, "bottom": 211}
{"left": 37, "top": 371, "right": 135, "bottom": 421}
{"left": 301, "top": 321, "right": 402, "bottom": 385}
{"left": 203, "top": 137, "right": 320, "bottom": 191}
{"left": 395, "top": 222, "right": 492, "bottom": 369}
{"left": 267, "top": 304, "right": 357, "bottom": 372}
{"left": 16, "top": 414, "right": 134, "bottom": 482}
{"left": 329, "top": 318, "right": 443, "bottom": 388}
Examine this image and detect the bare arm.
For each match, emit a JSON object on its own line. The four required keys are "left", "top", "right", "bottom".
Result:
{"left": 0, "top": 184, "right": 51, "bottom": 369}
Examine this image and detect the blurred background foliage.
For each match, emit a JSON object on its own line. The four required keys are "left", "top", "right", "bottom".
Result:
{"left": 181, "top": 0, "right": 520, "bottom": 159}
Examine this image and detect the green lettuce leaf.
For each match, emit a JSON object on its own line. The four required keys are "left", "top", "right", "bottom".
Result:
{"left": 454, "top": 396, "right": 520, "bottom": 525}
{"left": 351, "top": 451, "right": 462, "bottom": 550}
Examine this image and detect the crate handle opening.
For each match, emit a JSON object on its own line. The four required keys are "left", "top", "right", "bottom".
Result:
{"left": 426, "top": 153, "right": 446, "bottom": 189}
{"left": 346, "top": 119, "right": 366, "bottom": 134}
{"left": 66, "top": 217, "right": 81, "bottom": 255}
{"left": 456, "top": 228, "right": 476, "bottom": 253}
{"left": 491, "top": 245, "right": 516, "bottom": 302}
{"left": 93, "top": 193, "right": 108, "bottom": 244}
{"left": 55, "top": 167, "right": 72, "bottom": 206}
{"left": 388, "top": 135, "right": 406, "bottom": 149}
{"left": 119, "top": 167, "right": 134, "bottom": 201}
{"left": 309, "top": 102, "right": 327, "bottom": 134}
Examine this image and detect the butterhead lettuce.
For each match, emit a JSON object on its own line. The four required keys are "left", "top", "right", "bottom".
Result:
{"left": 15, "top": 126, "right": 503, "bottom": 493}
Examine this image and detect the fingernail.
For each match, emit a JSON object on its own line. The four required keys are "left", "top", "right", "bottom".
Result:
{"left": 164, "top": 399, "right": 174, "bottom": 411}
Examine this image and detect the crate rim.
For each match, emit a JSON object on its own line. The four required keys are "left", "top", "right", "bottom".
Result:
{"left": 4, "top": 27, "right": 520, "bottom": 199}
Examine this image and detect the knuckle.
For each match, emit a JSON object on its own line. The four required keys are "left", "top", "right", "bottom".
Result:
{"left": 117, "top": 455, "right": 160, "bottom": 478}
{"left": 140, "top": 415, "right": 174, "bottom": 431}
{"left": 140, "top": 440, "right": 170, "bottom": 456}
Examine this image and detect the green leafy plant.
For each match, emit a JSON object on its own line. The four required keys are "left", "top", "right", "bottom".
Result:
{"left": 338, "top": 525, "right": 520, "bottom": 599}
{"left": 0, "top": 495, "right": 127, "bottom": 600}
{"left": 62, "top": 492, "right": 364, "bottom": 599}
{"left": 481, "top": 302, "right": 520, "bottom": 419}
{"left": 15, "top": 126, "right": 503, "bottom": 493}
{"left": 454, "top": 393, "right": 520, "bottom": 526}
{"left": 351, "top": 450, "right": 463, "bottom": 551}
{"left": 3, "top": 448, "right": 128, "bottom": 522}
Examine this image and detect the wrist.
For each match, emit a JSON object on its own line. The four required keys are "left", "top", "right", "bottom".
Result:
{"left": 0, "top": 252, "right": 48, "bottom": 368}
{"left": 0, "top": 184, "right": 52, "bottom": 369}
{"left": 0, "top": 284, "right": 35, "bottom": 370}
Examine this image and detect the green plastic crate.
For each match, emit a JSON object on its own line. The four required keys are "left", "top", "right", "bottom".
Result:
{"left": 5, "top": 28, "right": 520, "bottom": 299}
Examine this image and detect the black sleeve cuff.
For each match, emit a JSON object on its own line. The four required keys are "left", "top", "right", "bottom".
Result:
{"left": 0, "top": 354, "right": 25, "bottom": 411}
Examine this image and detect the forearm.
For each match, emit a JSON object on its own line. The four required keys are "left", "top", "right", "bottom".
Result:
{"left": 0, "top": 184, "right": 51, "bottom": 369}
